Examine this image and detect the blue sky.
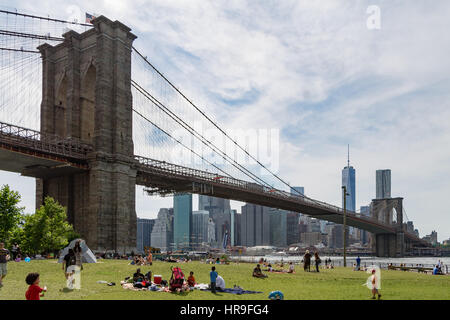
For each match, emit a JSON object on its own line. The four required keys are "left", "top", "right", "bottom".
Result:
{"left": 1, "top": 0, "right": 449, "bottom": 241}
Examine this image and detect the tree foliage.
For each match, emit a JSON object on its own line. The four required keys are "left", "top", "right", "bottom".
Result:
{"left": 0, "top": 184, "right": 24, "bottom": 244}
{"left": 21, "top": 197, "right": 75, "bottom": 255}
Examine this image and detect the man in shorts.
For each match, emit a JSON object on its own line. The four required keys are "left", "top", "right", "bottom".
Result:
{"left": 0, "top": 242, "right": 10, "bottom": 287}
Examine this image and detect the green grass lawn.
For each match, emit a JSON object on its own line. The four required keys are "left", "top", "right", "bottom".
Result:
{"left": 0, "top": 259, "right": 448, "bottom": 300}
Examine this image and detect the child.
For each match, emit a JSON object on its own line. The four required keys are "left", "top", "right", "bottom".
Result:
{"left": 370, "top": 269, "right": 381, "bottom": 300}
{"left": 187, "top": 271, "right": 196, "bottom": 288}
{"left": 210, "top": 266, "right": 218, "bottom": 293}
{"left": 25, "top": 273, "right": 47, "bottom": 300}
{"left": 287, "top": 261, "right": 295, "bottom": 273}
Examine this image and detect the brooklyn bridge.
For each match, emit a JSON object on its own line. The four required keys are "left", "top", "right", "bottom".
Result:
{"left": 0, "top": 10, "right": 431, "bottom": 257}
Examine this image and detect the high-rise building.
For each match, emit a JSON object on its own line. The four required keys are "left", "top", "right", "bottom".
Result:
{"left": 199, "top": 195, "right": 230, "bottom": 215}
{"left": 233, "top": 211, "right": 242, "bottom": 246}
{"left": 199, "top": 195, "right": 231, "bottom": 248}
{"left": 150, "top": 208, "right": 174, "bottom": 252}
{"left": 230, "top": 209, "right": 237, "bottom": 247}
{"left": 286, "top": 212, "right": 300, "bottom": 245}
{"left": 359, "top": 206, "right": 370, "bottom": 245}
{"left": 192, "top": 210, "right": 209, "bottom": 249}
{"left": 173, "top": 193, "right": 193, "bottom": 250}
{"left": 269, "top": 208, "right": 287, "bottom": 247}
{"left": 240, "top": 203, "right": 270, "bottom": 247}
{"left": 342, "top": 155, "right": 356, "bottom": 212}
{"left": 376, "top": 169, "right": 391, "bottom": 199}
{"left": 137, "top": 218, "right": 156, "bottom": 253}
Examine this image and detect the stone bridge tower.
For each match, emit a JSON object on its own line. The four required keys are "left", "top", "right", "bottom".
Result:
{"left": 36, "top": 16, "right": 137, "bottom": 253}
{"left": 370, "top": 197, "right": 405, "bottom": 257}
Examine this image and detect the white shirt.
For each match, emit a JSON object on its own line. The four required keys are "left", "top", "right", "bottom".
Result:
{"left": 215, "top": 275, "right": 225, "bottom": 290}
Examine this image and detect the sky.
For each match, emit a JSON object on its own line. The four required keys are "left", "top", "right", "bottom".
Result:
{"left": 1, "top": 0, "right": 449, "bottom": 242}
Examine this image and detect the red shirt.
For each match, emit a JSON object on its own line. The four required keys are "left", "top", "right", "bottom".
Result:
{"left": 25, "top": 284, "right": 43, "bottom": 300}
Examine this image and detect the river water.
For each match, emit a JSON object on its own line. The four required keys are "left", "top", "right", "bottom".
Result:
{"left": 230, "top": 255, "right": 450, "bottom": 269}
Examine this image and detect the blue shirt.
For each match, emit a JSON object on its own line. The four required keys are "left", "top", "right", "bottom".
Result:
{"left": 356, "top": 257, "right": 361, "bottom": 265}
{"left": 210, "top": 271, "right": 218, "bottom": 282}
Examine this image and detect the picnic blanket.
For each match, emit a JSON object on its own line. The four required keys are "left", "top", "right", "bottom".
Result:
{"left": 200, "top": 287, "right": 263, "bottom": 295}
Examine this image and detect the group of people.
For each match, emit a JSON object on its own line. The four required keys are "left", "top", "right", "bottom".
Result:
{"left": 124, "top": 265, "right": 226, "bottom": 294}
{"left": 433, "top": 260, "right": 445, "bottom": 275}
{"left": 302, "top": 250, "right": 322, "bottom": 272}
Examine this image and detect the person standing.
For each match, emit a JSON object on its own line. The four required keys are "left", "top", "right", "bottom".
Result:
{"left": 73, "top": 241, "right": 83, "bottom": 269}
{"left": 314, "top": 252, "right": 321, "bottom": 272}
{"left": 62, "top": 249, "right": 76, "bottom": 280}
{"left": 25, "top": 273, "right": 47, "bottom": 300}
{"left": 210, "top": 266, "right": 218, "bottom": 294}
{"left": 303, "top": 250, "right": 311, "bottom": 272}
{"left": 147, "top": 249, "right": 153, "bottom": 266}
{"left": 0, "top": 242, "right": 10, "bottom": 287}
{"left": 11, "top": 243, "right": 19, "bottom": 261}
{"left": 356, "top": 256, "right": 361, "bottom": 271}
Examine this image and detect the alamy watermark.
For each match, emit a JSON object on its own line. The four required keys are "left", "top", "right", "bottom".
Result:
{"left": 167, "top": 122, "right": 280, "bottom": 175}
{"left": 367, "top": 5, "right": 381, "bottom": 30}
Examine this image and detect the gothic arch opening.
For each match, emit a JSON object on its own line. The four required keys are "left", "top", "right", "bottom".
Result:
{"left": 80, "top": 64, "right": 96, "bottom": 143}
{"left": 55, "top": 76, "right": 67, "bottom": 137}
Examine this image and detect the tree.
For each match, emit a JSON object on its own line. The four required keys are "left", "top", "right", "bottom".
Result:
{"left": 0, "top": 184, "right": 24, "bottom": 244}
{"left": 21, "top": 197, "right": 75, "bottom": 255}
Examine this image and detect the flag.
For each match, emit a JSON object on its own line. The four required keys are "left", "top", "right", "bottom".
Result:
{"left": 85, "top": 13, "right": 96, "bottom": 24}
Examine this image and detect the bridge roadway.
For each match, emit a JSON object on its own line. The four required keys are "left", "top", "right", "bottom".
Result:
{"left": 0, "top": 121, "right": 427, "bottom": 244}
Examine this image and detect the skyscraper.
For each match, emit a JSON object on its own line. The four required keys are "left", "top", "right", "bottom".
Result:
{"left": 286, "top": 212, "right": 300, "bottom": 245}
{"left": 137, "top": 218, "right": 156, "bottom": 253}
{"left": 198, "top": 195, "right": 231, "bottom": 248}
{"left": 342, "top": 146, "right": 356, "bottom": 212}
{"left": 150, "top": 208, "right": 174, "bottom": 252}
{"left": 173, "top": 193, "right": 193, "bottom": 250}
{"left": 376, "top": 169, "right": 391, "bottom": 199}
{"left": 240, "top": 203, "right": 270, "bottom": 247}
{"left": 192, "top": 210, "right": 209, "bottom": 249}
{"left": 269, "top": 208, "right": 287, "bottom": 247}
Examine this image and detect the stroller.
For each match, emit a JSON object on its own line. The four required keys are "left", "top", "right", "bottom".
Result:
{"left": 169, "top": 266, "right": 185, "bottom": 291}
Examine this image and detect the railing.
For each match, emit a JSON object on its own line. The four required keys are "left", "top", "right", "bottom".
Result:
{"left": 0, "top": 121, "right": 93, "bottom": 159}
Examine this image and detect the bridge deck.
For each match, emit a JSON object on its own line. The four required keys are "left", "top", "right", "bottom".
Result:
{"left": 0, "top": 122, "right": 426, "bottom": 242}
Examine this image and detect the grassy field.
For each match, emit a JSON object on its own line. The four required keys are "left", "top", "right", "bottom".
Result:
{"left": 0, "top": 259, "right": 449, "bottom": 300}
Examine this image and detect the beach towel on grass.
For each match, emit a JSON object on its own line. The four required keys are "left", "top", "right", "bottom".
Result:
{"left": 201, "top": 288, "right": 262, "bottom": 295}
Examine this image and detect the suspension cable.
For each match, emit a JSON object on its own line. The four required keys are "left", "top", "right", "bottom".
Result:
{"left": 132, "top": 46, "right": 303, "bottom": 195}
{"left": 132, "top": 80, "right": 274, "bottom": 188}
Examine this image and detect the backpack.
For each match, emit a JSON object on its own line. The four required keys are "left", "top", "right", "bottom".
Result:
{"left": 172, "top": 267, "right": 185, "bottom": 280}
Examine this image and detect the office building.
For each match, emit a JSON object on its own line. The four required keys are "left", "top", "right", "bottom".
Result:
{"left": 192, "top": 210, "right": 209, "bottom": 249}
{"left": 137, "top": 218, "right": 156, "bottom": 253}
{"left": 150, "top": 208, "right": 174, "bottom": 252}
{"left": 173, "top": 193, "right": 193, "bottom": 250}
{"left": 199, "top": 195, "right": 231, "bottom": 248}
{"left": 269, "top": 208, "right": 287, "bottom": 247}
{"left": 286, "top": 212, "right": 300, "bottom": 245}
{"left": 240, "top": 203, "right": 270, "bottom": 247}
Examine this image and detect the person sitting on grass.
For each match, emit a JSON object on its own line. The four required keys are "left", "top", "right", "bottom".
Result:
{"left": 264, "top": 264, "right": 283, "bottom": 272}
{"left": 187, "top": 271, "right": 196, "bottom": 288}
{"left": 287, "top": 262, "right": 295, "bottom": 273}
{"left": 253, "top": 264, "right": 268, "bottom": 278}
{"left": 215, "top": 275, "right": 225, "bottom": 291}
{"left": 25, "top": 273, "right": 47, "bottom": 300}
{"left": 133, "top": 268, "right": 145, "bottom": 282}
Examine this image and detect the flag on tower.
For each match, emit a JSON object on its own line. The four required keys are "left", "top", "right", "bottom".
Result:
{"left": 85, "top": 13, "right": 96, "bottom": 24}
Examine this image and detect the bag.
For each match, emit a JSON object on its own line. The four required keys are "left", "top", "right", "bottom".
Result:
{"left": 172, "top": 267, "right": 184, "bottom": 280}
